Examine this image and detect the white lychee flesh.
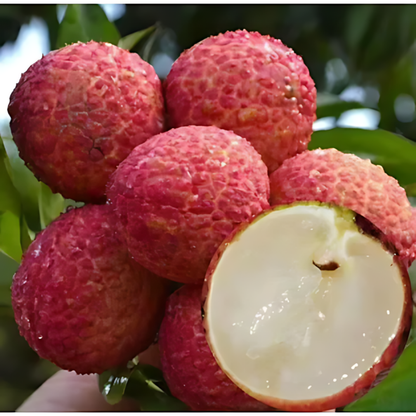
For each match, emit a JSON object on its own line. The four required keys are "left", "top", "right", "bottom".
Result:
{"left": 204, "top": 204, "right": 411, "bottom": 410}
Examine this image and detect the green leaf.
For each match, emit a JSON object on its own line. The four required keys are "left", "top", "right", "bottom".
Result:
{"left": 99, "top": 361, "right": 137, "bottom": 405}
{"left": 405, "top": 183, "right": 416, "bottom": 197}
{"left": 344, "top": 341, "right": 416, "bottom": 411}
{"left": 345, "top": 5, "right": 376, "bottom": 56}
{"left": 0, "top": 211, "right": 22, "bottom": 263}
{"left": 377, "top": 50, "right": 414, "bottom": 133}
{"left": 64, "top": 199, "right": 84, "bottom": 211}
{"left": 0, "top": 141, "right": 24, "bottom": 262}
{"left": 309, "top": 128, "right": 416, "bottom": 186}
{"left": 99, "top": 361, "right": 188, "bottom": 411}
{"left": 56, "top": 4, "right": 120, "bottom": 49}
{"left": 38, "top": 183, "right": 64, "bottom": 230}
{"left": 0, "top": 286, "right": 12, "bottom": 307}
{"left": 0, "top": 141, "right": 21, "bottom": 217}
{"left": 125, "top": 368, "right": 189, "bottom": 411}
{"left": 136, "top": 363, "right": 165, "bottom": 383}
{"left": 316, "top": 93, "right": 365, "bottom": 119}
{"left": 139, "top": 27, "right": 161, "bottom": 63}
{"left": 134, "top": 363, "right": 172, "bottom": 398}
{"left": 408, "top": 309, "right": 416, "bottom": 345}
{"left": 1, "top": 136, "right": 41, "bottom": 232}
{"left": 118, "top": 25, "right": 156, "bottom": 51}
{"left": 56, "top": 5, "right": 89, "bottom": 46}
{"left": 99, "top": 374, "right": 131, "bottom": 406}
{"left": 126, "top": 381, "right": 189, "bottom": 411}
{"left": 345, "top": 5, "right": 416, "bottom": 73}
{"left": 20, "top": 215, "right": 34, "bottom": 254}
{"left": 1, "top": 136, "right": 80, "bottom": 233}
{"left": 0, "top": 252, "right": 18, "bottom": 286}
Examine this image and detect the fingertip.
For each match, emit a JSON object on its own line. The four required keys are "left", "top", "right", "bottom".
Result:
{"left": 17, "top": 370, "right": 139, "bottom": 412}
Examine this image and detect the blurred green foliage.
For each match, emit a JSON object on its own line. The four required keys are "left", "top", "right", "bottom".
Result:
{"left": 345, "top": 339, "right": 416, "bottom": 411}
{"left": 309, "top": 128, "right": 416, "bottom": 188}
{"left": 56, "top": 4, "right": 120, "bottom": 48}
{"left": 1, "top": 3, "right": 416, "bottom": 411}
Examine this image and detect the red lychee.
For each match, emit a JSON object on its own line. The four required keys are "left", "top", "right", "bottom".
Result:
{"left": 11, "top": 204, "right": 168, "bottom": 375}
{"left": 106, "top": 125, "right": 270, "bottom": 283}
{"left": 158, "top": 285, "right": 273, "bottom": 411}
{"left": 164, "top": 30, "right": 316, "bottom": 172}
{"left": 8, "top": 41, "right": 165, "bottom": 203}
{"left": 269, "top": 148, "right": 416, "bottom": 266}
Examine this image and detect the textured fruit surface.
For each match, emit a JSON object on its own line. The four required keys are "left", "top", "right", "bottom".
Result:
{"left": 106, "top": 125, "right": 270, "bottom": 283}
{"left": 164, "top": 30, "right": 316, "bottom": 172}
{"left": 8, "top": 41, "right": 165, "bottom": 203}
{"left": 159, "top": 285, "right": 273, "bottom": 411}
{"left": 11, "top": 204, "right": 168, "bottom": 374}
{"left": 269, "top": 148, "right": 416, "bottom": 266}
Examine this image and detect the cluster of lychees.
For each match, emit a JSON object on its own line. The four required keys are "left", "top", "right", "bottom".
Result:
{"left": 7, "top": 30, "right": 416, "bottom": 411}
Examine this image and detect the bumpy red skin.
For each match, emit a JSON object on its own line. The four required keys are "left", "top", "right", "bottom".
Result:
{"left": 8, "top": 41, "right": 165, "bottom": 203}
{"left": 164, "top": 30, "right": 316, "bottom": 173}
{"left": 202, "top": 204, "right": 413, "bottom": 411}
{"left": 269, "top": 148, "right": 416, "bottom": 267}
{"left": 106, "top": 125, "right": 270, "bottom": 283}
{"left": 11, "top": 204, "right": 168, "bottom": 375}
{"left": 159, "top": 285, "right": 273, "bottom": 411}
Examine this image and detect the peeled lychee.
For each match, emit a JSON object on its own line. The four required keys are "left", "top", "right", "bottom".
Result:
{"left": 164, "top": 30, "right": 316, "bottom": 172}
{"left": 203, "top": 202, "right": 412, "bottom": 411}
{"left": 106, "top": 125, "right": 270, "bottom": 283}
{"left": 158, "top": 284, "right": 273, "bottom": 411}
{"left": 269, "top": 148, "right": 416, "bottom": 266}
{"left": 8, "top": 41, "right": 165, "bottom": 203}
{"left": 11, "top": 204, "right": 168, "bottom": 375}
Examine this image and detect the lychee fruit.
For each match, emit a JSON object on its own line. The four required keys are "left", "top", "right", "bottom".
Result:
{"left": 11, "top": 204, "right": 168, "bottom": 375}
{"left": 164, "top": 30, "right": 316, "bottom": 172}
{"left": 106, "top": 125, "right": 270, "bottom": 283}
{"left": 203, "top": 202, "right": 412, "bottom": 411}
{"left": 158, "top": 284, "right": 274, "bottom": 411}
{"left": 8, "top": 41, "right": 165, "bottom": 203}
{"left": 269, "top": 148, "right": 416, "bottom": 267}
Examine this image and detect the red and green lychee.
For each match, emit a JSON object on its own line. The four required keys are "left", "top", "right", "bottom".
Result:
{"left": 106, "top": 125, "right": 270, "bottom": 283}
{"left": 164, "top": 30, "right": 317, "bottom": 172}
{"left": 158, "top": 284, "right": 273, "bottom": 411}
{"left": 11, "top": 204, "right": 168, "bottom": 375}
{"left": 269, "top": 148, "right": 416, "bottom": 266}
{"left": 8, "top": 41, "right": 165, "bottom": 203}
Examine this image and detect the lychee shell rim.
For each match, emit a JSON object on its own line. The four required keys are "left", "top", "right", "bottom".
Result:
{"left": 202, "top": 202, "right": 413, "bottom": 412}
